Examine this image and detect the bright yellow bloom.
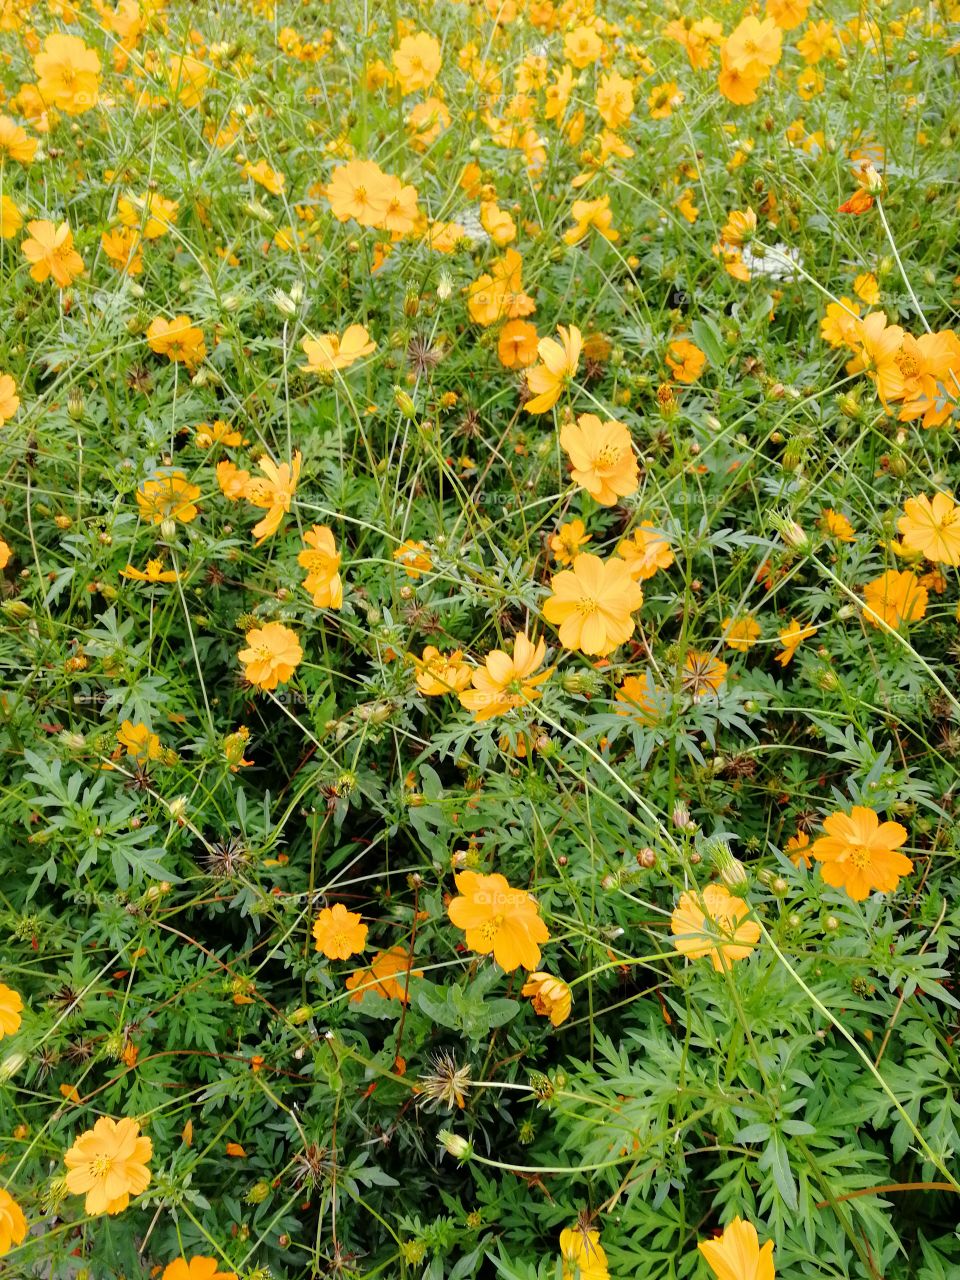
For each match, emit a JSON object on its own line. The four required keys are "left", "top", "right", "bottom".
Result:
{"left": 413, "top": 647, "right": 473, "bottom": 696}
{"left": 0, "top": 374, "right": 20, "bottom": 425}
{"left": 146, "top": 316, "right": 206, "bottom": 368}
{"left": 121, "top": 559, "right": 178, "bottom": 583}
{"left": 459, "top": 633, "right": 551, "bottom": 721}
{"left": 809, "top": 805, "right": 912, "bottom": 900}
{"left": 698, "top": 1216, "right": 775, "bottom": 1280}
{"left": 525, "top": 325, "right": 582, "bottom": 414}
{"left": 393, "top": 539, "right": 432, "bottom": 579}
{"left": 722, "top": 615, "right": 761, "bottom": 651}
{"left": 862, "top": 569, "right": 928, "bottom": 629}
{"left": 666, "top": 339, "right": 707, "bottom": 383}
{"left": 897, "top": 492, "right": 960, "bottom": 566}
{"left": 560, "top": 1225, "right": 609, "bottom": 1280}
{"left": 167, "top": 54, "right": 209, "bottom": 108}
{"left": 136, "top": 471, "right": 201, "bottom": 525}
{"left": 64, "top": 1116, "right": 152, "bottom": 1216}
{"left": 448, "top": 870, "right": 549, "bottom": 972}
{"left": 21, "top": 220, "right": 84, "bottom": 287}
{"left": 596, "top": 70, "right": 634, "bottom": 129}
{"left": 775, "top": 618, "right": 817, "bottom": 666}
{"left": 117, "top": 720, "right": 163, "bottom": 761}
{"left": 550, "top": 518, "right": 592, "bottom": 565}
{"left": 313, "top": 903, "right": 368, "bottom": 960}
{"left": 246, "top": 452, "right": 301, "bottom": 544}
{"left": 161, "top": 1258, "right": 238, "bottom": 1280}
{"left": 392, "top": 32, "right": 441, "bottom": 93}
{"left": 561, "top": 416, "right": 636, "bottom": 507}
{"left": 118, "top": 193, "right": 178, "bottom": 240}
{"left": 0, "top": 115, "right": 37, "bottom": 164}
{"left": 820, "top": 508, "right": 856, "bottom": 541}
{"left": 671, "top": 885, "right": 760, "bottom": 971}
{"left": 0, "top": 195, "right": 22, "bottom": 240}
{"left": 298, "top": 525, "right": 343, "bottom": 608}
{"left": 543, "top": 554, "right": 645, "bottom": 656}
{"left": 243, "top": 159, "right": 285, "bottom": 194}
{"left": 34, "top": 33, "right": 101, "bottom": 115}
{"left": 563, "top": 196, "right": 619, "bottom": 245}
{"left": 0, "top": 984, "right": 23, "bottom": 1038}
{"left": 647, "top": 80, "right": 683, "bottom": 119}
{"left": 564, "top": 25, "right": 603, "bottom": 69}
{"left": 238, "top": 622, "right": 303, "bottom": 690}
{"left": 101, "top": 227, "right": 143, "bottom": 276}
{"left": 617, "top": 523, "right": 674, "bottom": 580}
{"left": 521, "top": 972, "right": 572, "bottom": 1025}
{"left": 302, "top": 325, "right": 375, "bottom": 372}
{"left": 0, "top": 1189, "right": 27, "bottom": 1257}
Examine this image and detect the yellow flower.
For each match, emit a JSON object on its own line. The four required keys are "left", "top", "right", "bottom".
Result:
{"left": 617, "top": 522, "right": 674, "bottom": 580}
{"left": 671, "top": 884, "right": 760, "bottom": 971}
{"left": 313, "top": 903, "right": 368, "bottom": 960}
{"left": 521, "top": 971, "right": 572, "bottom": 1025}
{"left": 216, "top": 460, "right": 251, "bottom": 501}
{"left": 0, "top": 984, "right": 23, "bottom": 1039}
{"left": 117, "top": 720, "right": 163, "bottom": 761}
{"left": 820, "top": 508, "right": 856, "bottom": 541}
{"left": 393, "top": 539, "right": 432, "bottom": 579}
{"left": 101, "top": 227, "right": 143, "bottom": 276}
{"left": 34, "top": 33, "right": 101, "bottom": 115}
{"left": 480, "top": 201, "right": 517, "bottom": 246}
{"left": 238, "top": 622, "right": 303, "bottom": 690}
{"left": 596, "top": 70, "right": 634, "bottom": 129}
{"left": 550, "top": 518, "right": 592, "bottom": 565}
{"left": 195, "top": 420, "right": 245, "bottom": 449}
{"left": 459, "top": 633, "right": 551, "bottom": 721}
{"left": 698, "top": 1216, "right": 775, "bottom": 1280}
{"left": 302, "top": 325, "right": 375, "bottom": 373}
{"left": 0, "top": 374, "right": 20, "bottom": 425}
{"left": 543, "top": 554, "right": 645, "bottom": 656}
{"left": 413, "top": 646, "right": 473, "bottom": 696}
{"left": 563, "top": 196, "right": 619, "bottom": 246}
{"left": 0, "top": 115, "right": 37, "bottom": 164}
{"left": 167, "top": 54, "right": 209, "bottom": 108}
{"left": 136, "top": 471, "right": 201, "bottom": 525}
{"left": 161, "top": 1258, "right": 238, "bottom": 1280}
{"left": 0, "top": 195, "right": 22, "bottom": 240}
{"left": 897, "top": 492, "right": 960, "bottom": 566}
{"left": 820, "top": 298, "right": 862, "bottom": 348}
{"left": 853, "top": 271, "right": 880, "bottom": 304}
{"left": 146, "top": 316, "right": 206, "bottom": 368}
{"left": 722, "top": 615, "right": 761, "bottom": 651}
{"left": 775, "top": 618, "right": 816, "bottom": 666}
{"left": 559, "top": 1225, "right": 609, "bottom": 1280}
{"left": 118, "top": 193, "right": 178, "bottom": 240}
{"left": 808, "top": 804, "right": 913, "bottom": 900}
{"left": 647, "top": 80, "right": 684, "bottom": 119}
{"left": 298, "top": 525, "right": 343, "bottom": 608}
{"left": 665, "top": 339, "right": 707, "bottom": 383}
{"left": 448, "top": 870, "right": 550, "bottom": 972}
{"left": 559, "top": 413, "right": 638, "bottom": 506}
{"left": 21, "top": 219, "right": 84, "bottom": 287}
{"left": 121, "top": 559, "right": 178, "bottom": 583}
{"left": 64, "top": 1116, "right": 153, "bottom": 1216}
{"left": 615, "top": 672, "right": 661, "bottom": 724}
{"left": 0, "top": 1189, "right": 27, "bottom": 1257}
{"left": 524, "top": 325, "right": 582, "bottom": 414}
{"left": 246, "top": 452, "right": 302, "bottom": 544}
{"left": 392, "top": 32, "right": 442, "bottom": 94}
{"left": 862, "top": 569, "right": 928, "bottom": 629}
{"left": 243, "top": 159, "right": 285, "bottom": 195}
{"left": 564, "top": 25, "right": 603, "bottom": 69}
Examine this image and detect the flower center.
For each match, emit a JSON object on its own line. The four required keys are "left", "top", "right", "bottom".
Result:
{"left": 849, "top": 845, "right": 872, "bottom": 870}
{"left": 90, "top": 1154, "right": 113, "bottom": 1178}
{"left": 594, "top": 444, "right": 622, "bottom": 469}
{"left": 896, "top": 351, "right": 920, "bottom": 377}
{"left": 477, "top": 914, "right": 504, "bottom": 945}
{"left": 574, "top": 596, "right": 600, "bottom": 617}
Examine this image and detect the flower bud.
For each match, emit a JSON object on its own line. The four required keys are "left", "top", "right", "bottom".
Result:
{"left": 438, "top": 1131, "right": 472, "bottom": 1161}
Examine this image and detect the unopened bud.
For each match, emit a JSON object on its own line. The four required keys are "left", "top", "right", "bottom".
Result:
{"left": 438, "top": 1131, "right": 472, "bottom": 1161}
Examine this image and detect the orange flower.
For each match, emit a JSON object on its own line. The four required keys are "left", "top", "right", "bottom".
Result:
{"left": 550, "top": 518, "right": 592, "bottom": 565}
{"left": 717, "top": 53, "right": 766, "bottom": 105}
{"left": 722, "top": 615, "right": 761, "bottom": 651}
{"left": 393, "top": 539, "right": 432, "bottom": 578}
{"left": 345, "top": 946, "right": 421, "bottom": 1004}
{"left": 559, "top": 1225, "right": 609, "bottom": 1280}
{"left": 326, "top": 159, "right": 392, "bottom": 227}
{"left": 596, "top": 69, "right": 633, "bottom": 129}
{"left": 467, "top": 249, "right": 536, "bottom": 327}
{"left": 481, "top": 202, "right": 517, "bottom": 246}
{"left": 0, "top": 540, "right": 10, "bottom": 570}
{"left": 21, "top": 219, "right": 84, "bottom": 286}
{"left": 64, "top": 1117, "right": 152, "bottom": 1216}
{"left": 617, "top": 523, "right": 674, "bottom": 580}
{"left": 392, "top": 31, "right": 441, "bottom": 93}
{"left": 195, "top": 420, "right": 245, "bottom": 448}
{"left": 216, "top": 460, "right": 251, "bottom": 501}
{"left": 0, "top": 1189, "right": 27, "bottom": 1257}
{"left": 238, "top": 622, "right": 303, "bottom": 690}
{"left": 820, "top": 508, "right": 856, "bottom": 541}
{"left": 246, "top": 452, "right": 301, "bottom": 544}
{"left": 34, "top": 33, "right": 101, "bottom": 115}
{"left": 498, "top": 319, "right": 539, "bottom": 369}
{"left": 161, "top": 1258, "right": 238, "bottom": 1280}
{"left": 413, "top": 647, "right": 473, "bottom": 696}
{"left": 0, "top": 374, "right": 20, "bottom": 425}
{"left": 118, "top": 192, "right": 178, "bottom": 240}
{"left": 671, "top": 884, "right": 760, "bottom": 971}
{"left": 559, "top": 413, "right": 638, "bottom": 505}
{"left": 647, "top": 80, "right": 683, "bottom": 119}
{"left": 302, "top": 324, "right": 375, "bottom": 373}
{"left": 699, "top": 1217, "right": 775, "bottom": 1280}
{"left": 862, "top": 569, "right": 928, "bottom": 629}
{"left": 121, "top": 558, "right": 178, "bottom": 584}
{"left": 785, "top": 829, "right": 812, "bottom": 869}
{"left": 243, "top": 159, "right": 284, "bottom": 195}
{"left": 313, "top": 903, "right": 368, "bottom": 960}
{"left": 0, "top": 115, "right": 37, "bottom": 164}
{"left": 101, "top": 227, "right": 143, "bottom": 276}
{"left": 809, "top": 805, "right": 913, "bottom": 900}
{"left": 564, "top": 25, "right": 603, "bottom": 68}
{"left": 136, "top": 471, "right": 201, "bottom": 525}
{"left": 459, "top": 633, "right": 551, "bottom": 721}
{"left": 563, "top": 196, "right": 619, "bottom": 245}
{"left": 117, "top": 720, "right": 163, "bottom": 761}
{"left": 525, "top": 325, "right": 581, "bottom": 413}
{"left": 298, "top": 525, "right": 343, "bottom": 607}
{"left": 666, "top": 339, "right": 707, "bottom": 383}
{"left": 820, "top": 298, "right": 862, "bottom": 348}
{"left": 167, "top": 55, "right": 209, "bottom": 108}
{"left": 225, "top": 1142, "right": 247, "bottom": 1157}
{"left": 775, "top": 618, "right": 816, "bottom": 666}
{"left": 448, "top": 870, "right": 549, "bottom": 972}
{"left": 723, "top": 15, "right": 782, "bottom": 72}
{"left": 521, "top": 972, "right": 572, "bottom": 1025}
{"left": 615, "top": 672, "right": 661, "bottom": 724}
{"left": 838, "top": 188, "right": 874, "bottom": 215}
{"left": 0, "top": 195, "right": 22, "bottom": 240}
{"left": 0, "top": 984, "right": 23, "bottom": 1039}
{"left": 146, "top": 316, "right": 206, "bottom": 368}
{"left": 543, "top": 554, "right": 645, "bottom": 656}
{"left": 897, "top": 493, "right": 960, "bottom": 566}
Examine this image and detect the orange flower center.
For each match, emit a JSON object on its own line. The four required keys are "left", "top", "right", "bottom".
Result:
{"left": 594, "top": 443, "right": 622, "bottom": 469}
{"left": 849, "top": 844, "right": 872, "bottom": 870}
{"left": 574, "top": 595, "right": 600, "bottom": 617}
{"left": 90, "top": 1154, "right": 113, "bottom": 1178}
{"left": 896, "top": 351, "right": 920, "bottom": 377}
{"left": 477, "top": 914, "right": 504, "bottom": 945}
